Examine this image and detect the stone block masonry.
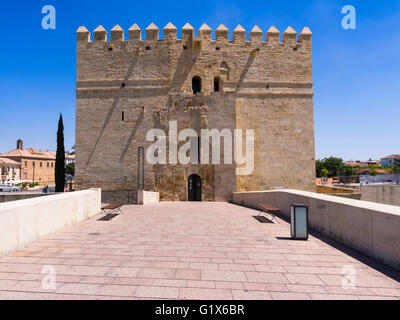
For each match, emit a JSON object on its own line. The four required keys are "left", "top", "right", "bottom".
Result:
{"left": 76, "top": 22, "right": 316, "bottom": 202}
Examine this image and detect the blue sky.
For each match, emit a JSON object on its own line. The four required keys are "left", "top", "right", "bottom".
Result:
{"left": 0, "top": 0, "right": 399, "bottom": 160}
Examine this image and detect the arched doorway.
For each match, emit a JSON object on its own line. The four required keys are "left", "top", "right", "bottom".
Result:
{"left": 188, "top": 174, "right": 202, "bottom": 201}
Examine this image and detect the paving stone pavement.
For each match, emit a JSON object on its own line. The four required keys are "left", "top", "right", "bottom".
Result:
{"left": 0, "top": 202, "right": 399, "bottom": 300}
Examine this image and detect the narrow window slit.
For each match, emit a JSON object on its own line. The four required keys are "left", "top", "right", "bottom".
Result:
{"left": 214, "top": 76, "right": 220, "bottom": 93}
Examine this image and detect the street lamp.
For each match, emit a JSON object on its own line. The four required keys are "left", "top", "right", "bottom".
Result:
{"left": 291, "top": 204, "right": 309, "bottom": 240}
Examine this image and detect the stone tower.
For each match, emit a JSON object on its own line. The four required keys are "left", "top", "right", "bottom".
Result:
{"left": 75, "top": 22, "right": 315, "bottom": 203}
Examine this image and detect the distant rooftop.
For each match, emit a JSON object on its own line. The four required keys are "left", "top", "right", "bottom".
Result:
{"left": 1, "top": 147, "right": 56, "bottom": 160}
{"left": 382, "top": 154, "right": 400, "bottom": 160}
{"left": 0, "top": 139, "right": 75, "bottom": 161}
{"left": 345, "top": 160, "right": 380, "bottom": 167}
{"left": 0, "top": 157, "right": 20, "bottom": 166}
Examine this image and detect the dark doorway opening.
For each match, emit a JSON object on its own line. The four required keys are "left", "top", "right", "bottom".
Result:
{"left": 214, "top": 76, "right": 220, "bottom": 92}
{"left": 188, "top": 174, "right": 202, "bottom": 201}
{"left": 192, "top": 76, "right": 201, "bottom": 94}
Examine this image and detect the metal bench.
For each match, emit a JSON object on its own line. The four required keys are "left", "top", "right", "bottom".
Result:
{"left": 101, "top": 203, "right": 124, "bottom": 215}
{"left": 257, "top": 204, "right": 280, "bottom": 223}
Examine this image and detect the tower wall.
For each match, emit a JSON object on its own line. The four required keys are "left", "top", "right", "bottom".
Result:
{"left": 76, "top": 23, "right": 315, "bottom": 202}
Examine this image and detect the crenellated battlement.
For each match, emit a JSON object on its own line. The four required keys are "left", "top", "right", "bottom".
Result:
{"left": 76, "top": 22, "right": 312, "bottom": 47}
{"left": 76, "top": 21, "right": 313, "bottom": 94}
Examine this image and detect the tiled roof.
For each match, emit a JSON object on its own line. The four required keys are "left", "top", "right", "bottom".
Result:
{"left": 382, "top": 154, "right": 400, "bottom": 160}
{"left": 0, "top": 157, "right": 21, "bottom": 166}
{"left": 1, "top": 148, "right": 56, "bottom": 160}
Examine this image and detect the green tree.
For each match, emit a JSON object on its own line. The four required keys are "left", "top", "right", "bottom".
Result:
{"left": 55, "top": 114, "right": 65, "bottom": 192}
{"left": 316, "top": 160, "right": 324, "bottom": 178}
{"left": 320, "top": 168, "right": 329, "bottom": 184}
{"left": 321, "top": 157, "right": 346, "bottom": 177}
{"left": 65, "top": 162, "right": 75, "bottom": 176}
{"left": 387, "top": 164, "right": 400, "bottom": 174}
{"left": 343, "top": 165, "right": 355, "bottom": 177}
{"left": 368, "top": 164, "right": 381, "bottom": 170}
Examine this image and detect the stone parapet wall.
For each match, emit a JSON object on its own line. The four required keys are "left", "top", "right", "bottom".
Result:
{"left": 0, "top": 189, "right": 101, "bottom": 257}
{"left": 233, "top": 190, "right": 400, "bottom": 271}
{"left": 0, "top": 193, "right": 49, "bottom": 203}
{"left": 316, "top": 185, "right": 355, "bottom": 194}
{"left": 350, "top": 185, "right": 400, "bottom": 207}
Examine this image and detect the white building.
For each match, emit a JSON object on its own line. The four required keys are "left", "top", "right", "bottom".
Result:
{"left": 65, "top": 153, "right": 75, "bottom": 165}
{"left": 0, "top": 157, "right": 21, "bottom": 185}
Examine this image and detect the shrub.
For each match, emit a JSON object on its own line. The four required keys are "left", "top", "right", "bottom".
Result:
{"left": 28, "top": 182, "right": 40, "bottom": 188}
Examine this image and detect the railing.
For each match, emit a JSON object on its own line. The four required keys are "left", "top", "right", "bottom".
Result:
{"left": 130, "top": 189, "right": 138, "bottom": 204}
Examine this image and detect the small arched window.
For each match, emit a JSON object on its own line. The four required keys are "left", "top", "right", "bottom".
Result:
{"left": 214, "top": 76, "right": 221, "bottom": 92}
{"left": 219, "top": 61, "right": 230, "bottom": 80}
{"left": 192, "top": 76, "right": 201, "bottom": 94}
{"left": 220, "top": 61, "right": 229, "bottom": 71}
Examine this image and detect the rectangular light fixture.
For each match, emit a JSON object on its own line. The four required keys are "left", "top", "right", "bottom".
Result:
{"left": 291, "top": 204, "right": 309, "bottom": 240}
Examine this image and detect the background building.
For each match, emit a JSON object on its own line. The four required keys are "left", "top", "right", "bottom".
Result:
{"left": 0, "top": 157, "right": 21, "bottom": 185}
{"left": 65, "top": 153, "right": 75, "bottom": 164}
{"left": 381, "top": 155, "right": 400, "bottom": 168}
{"left": 359, "top": 174, "right": 399, "bottom": 185}
{"left": 1, "top": 139, "right": 56, "bottom": 184}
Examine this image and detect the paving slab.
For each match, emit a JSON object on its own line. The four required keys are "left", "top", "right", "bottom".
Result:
{"left": 0, "top": 202, "right": 398, "bottom": 300}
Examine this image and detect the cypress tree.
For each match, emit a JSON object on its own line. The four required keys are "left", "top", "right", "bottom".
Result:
{"left": 55, "top": 114, "right": 65, "bottom": 192}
